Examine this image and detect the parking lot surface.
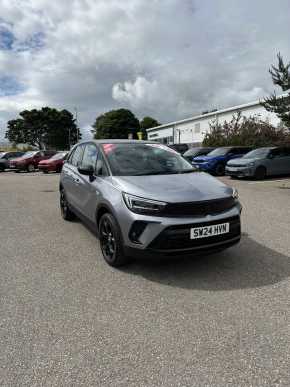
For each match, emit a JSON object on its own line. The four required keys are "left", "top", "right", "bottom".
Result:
{"left": 1, "top": 172, "right": 290, "bottom": 386}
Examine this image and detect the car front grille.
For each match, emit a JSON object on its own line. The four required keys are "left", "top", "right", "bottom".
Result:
{"left": 163, "top": 197, "right": 236, "bottom": 217}
{"left": 148, "top": 216, "right": 240, "bottom": 251}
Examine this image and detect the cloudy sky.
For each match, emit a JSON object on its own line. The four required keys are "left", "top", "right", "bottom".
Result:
{"left": 0, "top": 0, "right": 290, "bottom": 140}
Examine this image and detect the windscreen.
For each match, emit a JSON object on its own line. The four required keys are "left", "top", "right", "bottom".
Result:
{"left": 242, "top": 148, "right": 271, "bottom": 159}
{"left": 49, "top": 152, "right": 67, "bottom": 160}
{"left": 22, "top": 151, "right": 38, "bottom": 158}
{"left": 102, "top": 143, "right": 195, "bottom": 176}
{"left": 207, "top": 148, "right": 230, "bottom": 156}
{"left": 183, "top": 148, "right": 201, "bottom": 157}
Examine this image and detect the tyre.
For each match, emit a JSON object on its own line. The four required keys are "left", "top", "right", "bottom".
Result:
{"left": 60, "top": 189, "right": 76, "bottom": 221}
{"left": 214, "top": 163, "right": 225, "bottom": 176}
{"left": 254, "top": 166, "right": 266, "bottom": 180}
{"left": 27, "top": 164, "right": 35, "bottom": 173}
{"left": 99, "top": 213, "right": 129, "bottom": 267}
{"left": 43, "top": 170, "right": 48, "bottom": 174}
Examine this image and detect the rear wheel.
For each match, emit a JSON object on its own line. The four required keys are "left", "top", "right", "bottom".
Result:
{"left": 60, "top": 189, "right": 75, "bottom": 221}
{"left": 254, "top": 166, "right": 266, "bottom": 180}
{"left": 214, "top": 163, "right": 225, "bottom": 176}
{"left": 99, "top": 213, "right": 129, "bottom": 267}
{"left": 27, "top": 164, "right": 35, "bottom": 173}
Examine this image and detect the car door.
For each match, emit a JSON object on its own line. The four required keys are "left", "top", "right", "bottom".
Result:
{"left": 278, "top": 148, "right": 290, "bottom": 174}
{"left": 267, "top": 148, "right": 286, "bottom": 175}
{"left": 62, "top": 144, "right": 85, "bottom": 209}
{"left": 72, "top": 143, "right": 99, "bottom": 221}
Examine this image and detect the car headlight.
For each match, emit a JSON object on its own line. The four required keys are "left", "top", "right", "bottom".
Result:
{"left": 232, "top": 188, "right": 239, "bottom": 200}
{"left": 248, "top": 162, "right": 255, "bottom": 167}
{"left": 123, "top": 193, "right": 167, "bottom": 215}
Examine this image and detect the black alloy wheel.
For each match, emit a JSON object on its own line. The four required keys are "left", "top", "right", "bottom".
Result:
{"left": 60, "top": 189, "right": 75, "bottom": 220}
{"left": 99, "top": 213, "right": 129, "bottom": 267}
{"left": 254, "top": 166, "right": 267, "bottom": 180}
{"left": 215, "top": 163, "right": 225, "bottom": 176}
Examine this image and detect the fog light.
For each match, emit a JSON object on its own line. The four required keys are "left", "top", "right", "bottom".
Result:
{"left": 129, "top": 221, "right": 148, "bottom": 244}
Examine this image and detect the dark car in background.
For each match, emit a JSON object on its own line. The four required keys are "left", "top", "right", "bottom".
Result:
{"left": 0, "top": 151, "right": 25, "bottom": 172}
{"left": 192, "top": 146, "right": 253, "bottom": 176}
{"left": 168, "top": 143, "right": 189, "bottom": 155}
{"left": 183, "top": 147, "right": 215, "bottom": 164}
{"left": 226, "top": 147, "right": 290, "bottom": 179}
{"left": 38, "top": 152, "right": 68, "bottom": 173}
{"left": 9, "top": 150, "right": 57, "bottom": 172}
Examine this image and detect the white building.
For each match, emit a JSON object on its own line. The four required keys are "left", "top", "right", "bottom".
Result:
{"left": 146, "top": 99, "right": 281, "bottom": 145}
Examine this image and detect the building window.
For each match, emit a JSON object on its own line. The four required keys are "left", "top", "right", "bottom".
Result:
{"left": 194, "top": 123, "right": 201, "bottom": 133}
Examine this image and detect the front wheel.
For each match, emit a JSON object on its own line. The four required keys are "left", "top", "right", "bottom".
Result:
{"left": 214, "top": 163, "right": 225, "bottom": 176}
{"left": 99, "top": 213, "right": 129, "bottom": 267}
{"left": 27, "top": 164, "right": 35, "bottom": 173}
{"left": 60, "top": 189, "right": 76, "bottom": 221}
{"left": 254, "top": 166, "right": 266, "bottom": 180}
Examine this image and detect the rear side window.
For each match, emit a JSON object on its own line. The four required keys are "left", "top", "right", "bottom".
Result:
{"left": 81, "top": 144, "right": 98, "bottom": 169}
{"left": 71, "top": 145, "right": 84, "bottom": 167}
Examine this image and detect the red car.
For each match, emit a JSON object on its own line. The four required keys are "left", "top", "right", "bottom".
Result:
{"left": 38, "top": 152, "right": 68, "bottom": 173}
{"left": 9, "top": 150, "right": 57, "bottom": 172}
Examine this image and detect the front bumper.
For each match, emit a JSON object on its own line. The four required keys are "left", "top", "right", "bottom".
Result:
{"left": 119, "top": 199, "right": 242, "bottom": 256}
{"left": 38, "top": 164, "right": 54, "bottom": 172}
{"left": 10, "top": 163, "right": 29, "bottom": 171}
{"left": 225, "top": 166, "right": 254, "bottom": 177}
{"left": 192, "top": 162, "right": 215, "bottom": 173}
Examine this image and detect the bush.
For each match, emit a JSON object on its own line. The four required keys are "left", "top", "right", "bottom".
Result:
{"left": 202, "top": 112, "right": 290, "bottom": 147}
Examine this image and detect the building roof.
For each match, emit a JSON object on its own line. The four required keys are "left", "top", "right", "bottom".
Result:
{"left": 146, "top": 99, "right": 264, "bottom": 132}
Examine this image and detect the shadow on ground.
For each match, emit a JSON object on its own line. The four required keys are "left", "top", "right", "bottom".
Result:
{"left": 122, "top": 235, "right": 290, "bottom": 291}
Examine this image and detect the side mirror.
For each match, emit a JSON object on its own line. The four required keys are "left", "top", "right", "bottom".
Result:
{"left": 78, "top": 164, "right": 95, "bottom": 177}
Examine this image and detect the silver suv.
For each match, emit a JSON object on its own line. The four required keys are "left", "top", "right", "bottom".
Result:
{"left": 60, "top": 140, "right": 241, "bottom": 267}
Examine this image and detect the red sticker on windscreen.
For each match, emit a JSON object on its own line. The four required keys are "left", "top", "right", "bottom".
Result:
{"left": 102, "top": 144, "right": 116, "bottom": 154}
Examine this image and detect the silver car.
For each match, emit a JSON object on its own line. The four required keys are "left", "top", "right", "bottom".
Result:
{"left": 60, "top": 140, "right": 241, "bottom": 266}
{"left": 226, "top": 147, "right": 290, "bottom": 179}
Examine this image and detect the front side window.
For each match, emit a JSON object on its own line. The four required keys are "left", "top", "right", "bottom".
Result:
{"left": 71, "top": 145, "right": 84, "bottom": 167}
{"left": 81, "top": 144, "right": 98, "bottom": 169}
{"left": 96, "top": 152, "right": 109, "bottom": 176}
{"left": 102, "top": 143, "right": 194, "bottom": 176}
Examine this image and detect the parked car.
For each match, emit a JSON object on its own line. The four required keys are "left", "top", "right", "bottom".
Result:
{"left": 60, "top": 140, "right": 241, "bottom": 267}
{"left": 168, "top": 143, "right": 189, "bottom": 154}
{"left": 183, "top": 147, "right": 215, "bottom": 164}
{"left": 0, "top": 151, "right": 25, "bottom": 172}
{"left": 192, "top": 146, "right": 253, "bottom": 176}
{"left": 38, "top": 152, "right": 68, "bottom": 173}
{"left": 226, "top": 147, "right": 290, "bottom": 179}
{"left": 9, "top": 150, "right": 57, "bottom": 172}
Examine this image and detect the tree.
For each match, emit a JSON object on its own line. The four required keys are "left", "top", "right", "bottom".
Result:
{"left": 5, "top": 107, "right": 80, "bottom": 150}
{"left": 261, "top": 53, "right": 290, "bottom": 129}
{"left": 92, "top": 109, "right": 140, "bottom": 139}
{"left": 140, "top": 116, "right": 161, "bottom": 139}
{"left": 203, "top": 112, "right": 290, "bottom": 147}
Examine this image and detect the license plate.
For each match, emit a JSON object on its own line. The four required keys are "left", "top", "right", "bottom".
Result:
{"left": 190, "top": 223, "right": 230, "bottom": 239}
{"left": 227, "top": 167, "right": 238, "bottom": 171}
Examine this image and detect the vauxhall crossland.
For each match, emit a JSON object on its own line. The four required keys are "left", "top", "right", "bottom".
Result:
{"left": 59, "top": 140, "right": 242, "bottom": 267}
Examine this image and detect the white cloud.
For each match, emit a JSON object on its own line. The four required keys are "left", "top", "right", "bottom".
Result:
{"left": 0, "top": 0, "right": 290, "bottom": 140}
